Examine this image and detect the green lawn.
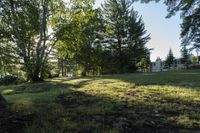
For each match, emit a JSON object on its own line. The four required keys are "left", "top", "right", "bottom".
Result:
{"left": 1, "top": 70, "right": 200, "bottom": 133}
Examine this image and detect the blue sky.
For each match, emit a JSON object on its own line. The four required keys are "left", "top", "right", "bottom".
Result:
{"left": 94, "top": 0, "right": 182, "bottom": 61}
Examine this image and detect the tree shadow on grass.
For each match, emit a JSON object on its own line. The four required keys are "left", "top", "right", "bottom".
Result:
{"left": 46, "top": 74, "right": 200, "bottom": 133}
{"left": 27, "top": 88, "right": 200, "bottom": 133}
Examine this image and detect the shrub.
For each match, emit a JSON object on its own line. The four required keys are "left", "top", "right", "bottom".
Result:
{"left": 0, "top": 75, "right": 23, "bottom": 85}
{"left": 188, "top": 64, "right": 200, "bottom": 70}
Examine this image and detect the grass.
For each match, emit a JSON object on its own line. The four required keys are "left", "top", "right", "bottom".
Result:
{"left": 1, "top": 70, "right": 200, "bottom": 133}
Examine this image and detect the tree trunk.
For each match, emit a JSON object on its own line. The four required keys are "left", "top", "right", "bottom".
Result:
{"left": 31, "top": 75, "right": 43, "bottom": 82}
{"left": 197, "top": 49, "right": 199, "bottom": 64}
{"left": 82, "top": 66, "right": 88, "bottom": 77}
{"left": 0, "top": 94, "right": 9, "bottom": 108}
{"left": 118, "top": 34, "right": 123, "bottom": 73}
{"left": 61, "top": 59, "right": 64, "bottom": 76}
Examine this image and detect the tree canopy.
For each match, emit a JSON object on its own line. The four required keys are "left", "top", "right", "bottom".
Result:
{"left": 165, "top": 48, "right": 175, "bottom": 69}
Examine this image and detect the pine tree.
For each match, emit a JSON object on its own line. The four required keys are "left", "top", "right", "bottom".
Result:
{"left": 181, "top": 46, "right": 191, "bottom": 67}
{"left": 165, "top": 48, "right": 175, "bottom": 69}
{"left": 102, "top": 0, "right": 131, "bottom": 73}
{"left": 102, "top": 0, "right": 150, "bottom": 73}
{"left": 127, "top": 9, "right": 150, "bottom": 71}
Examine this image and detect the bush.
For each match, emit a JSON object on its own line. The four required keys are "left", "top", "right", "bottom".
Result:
{"left": 0, "top": 75, "right": 23, "bottom": 85}
{"left": 188, "top": 64, "right": 200, "bottom": 70}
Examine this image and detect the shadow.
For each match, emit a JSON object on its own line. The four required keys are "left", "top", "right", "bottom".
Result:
{"left": 44, "top": 71, "right": 200, "bottom": 132}
{"left": 28, "top": 88, "right": 200, "bottom": 133}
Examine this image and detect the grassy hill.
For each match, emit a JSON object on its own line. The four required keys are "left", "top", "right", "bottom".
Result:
{"left": 1, "top": 70, "right": 200, "bottom": 133}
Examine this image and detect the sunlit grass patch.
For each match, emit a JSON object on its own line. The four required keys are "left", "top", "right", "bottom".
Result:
{"left": 1, "top": 89, "right": 15, "bottom": 95}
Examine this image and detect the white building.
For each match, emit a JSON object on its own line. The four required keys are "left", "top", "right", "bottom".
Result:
{"left": 151, "top": 57, "right": 165, "bottom": 72}
{"left": 151, "top": 57, "right": 186, "bottom": 72}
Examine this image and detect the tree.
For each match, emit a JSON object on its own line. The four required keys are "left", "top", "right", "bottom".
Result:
{"left": 165, "top": 48, "right": 175, "bottom": 69}
{"left": 181, "top": 9, "right": 200, "bottom": 52}
{"left": 101, "top": 0, "right": 131, "bottom": 73}
{"left": 102, "top": 0, "right": 150, "bottom": 73}
{"left": 191, "top": 56, "right": 198, "bottom": 64}
{"left": 0, "top": 41, "right": 19, "bottom": 78}
{"left": 181, "top": 46, "right": 191, "bottom": 67}
{"left": 55, "top": 0, "right": 101, "bottom": 76}
{"left": 0, "top": 0, "right": 65, "bottom": 81}
{"left": 137, "top": 56, "right": 150, "bottom": 72}
{"left": 125, "top": 9, "right": 150, "bottom": 72}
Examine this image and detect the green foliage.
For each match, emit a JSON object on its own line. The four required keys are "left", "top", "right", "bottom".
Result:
{"left": 165, "top": 48, "right": 175, "bottom": 69}
{"left": 181, "top": 9, "right": 200, "bottom": 51}
{"left": 101, "top": 0, "right": 150, "bottom": 73}
{"left": 192, "top": 56, "right": 198, "bottom": 64}
{"left": 0, "top": 75, "right": 23, "bottom": 85}
{"left": 0, "top": 41, "right": 20, "bottom": 77}
{"left": 181, "top": 46, "right": 191, "bottom": 66}
{"left": 55, "top": 0, "right": 150, "bottom": 76}
{"left": 0, "top": 0, "right": 151, "bottom": 79}
{"left": 137, "top": 56, "right": 150, "bottom": 72}
{"left": 54, "top": 0, "right": 100, "bottom": 76}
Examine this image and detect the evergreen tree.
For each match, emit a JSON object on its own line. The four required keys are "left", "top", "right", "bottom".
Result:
{"left": 102, "top": 0, "right": 150, "bottom": 73}
{"left": 165, "top": 48, "right": 175, "bottom": 69}
{"left": 126, "top": 9, "right": 150, "bottom": 71}
{"left": 102, "top": 0, "right": 131, "bottom": 73}
{"left": 181, "top": 46, "right": 191, "bottom": 67}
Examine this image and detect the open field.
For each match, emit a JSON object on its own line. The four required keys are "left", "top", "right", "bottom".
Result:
{"left": 1, "top": 70, "right": 200, "bottom": 133}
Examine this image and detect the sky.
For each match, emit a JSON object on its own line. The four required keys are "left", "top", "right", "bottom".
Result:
{"left": 94, "top": 0, "right": 182, "bottom": 61}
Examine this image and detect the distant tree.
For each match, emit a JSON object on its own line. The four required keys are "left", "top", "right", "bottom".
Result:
{"left": 181, "top": 46, "right": 191, "bottom": 67}
{"left": 137, "top": 56, "right": 150, "bottom": 72}
{"left": 191, "top": 56, "right": 198, "bottom": 65}
{"left": 165, "top": 48, "right": 175, "bottom": 69}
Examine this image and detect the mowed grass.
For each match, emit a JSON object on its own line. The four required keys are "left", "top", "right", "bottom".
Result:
{"left": 1, "top": 70, "right": 200, "bottom": 133}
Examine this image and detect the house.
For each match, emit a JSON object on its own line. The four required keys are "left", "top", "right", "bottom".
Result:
{"left": 151, "top": 57, "right": 165, "bottom": 72}
{"left": 151, "top": 57, "right": 187, "bottom": 72}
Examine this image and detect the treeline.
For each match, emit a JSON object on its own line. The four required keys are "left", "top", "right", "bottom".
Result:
{"left": 56, "top": 0, "right": 150, "bottom": 76}
{"left": 1, "top": 0, "right": 200, "bottom": 81}
{"left": 0, "top": 0, "right": 150, "bottom": 81}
